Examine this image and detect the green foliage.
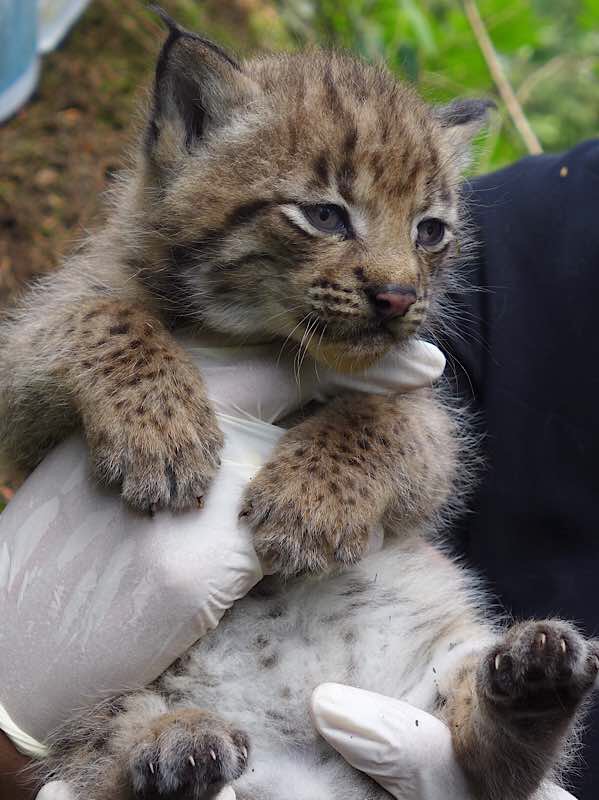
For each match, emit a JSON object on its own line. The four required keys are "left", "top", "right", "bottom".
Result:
{"left": 260, "top": 0, "right": 599, "bottom": 173}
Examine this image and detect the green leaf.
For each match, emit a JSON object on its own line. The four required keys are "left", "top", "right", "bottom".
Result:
{"left": 398, "top": 44, "right": 420, "bottom": 82}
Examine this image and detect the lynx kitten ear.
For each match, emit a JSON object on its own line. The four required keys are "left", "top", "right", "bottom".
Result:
{"left": 146, "top": 7, "right": 258, "bottom": 166}
{"left": 434, "top": 98, "right": 495, "bottom": 171}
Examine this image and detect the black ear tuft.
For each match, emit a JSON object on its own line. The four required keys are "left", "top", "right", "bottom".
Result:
{"left": 149, "top": 5, "right": 240, "bottom": 70}
{"left": 435, "top": 98, "right": 496, "bottom": 129}
{"left": 434, "top": 98, "right": 495, "bottom": 171}
{"left": 148, "top": 4, "right": 185, "bottom": 37}
{"left": 146, "top": 6, "right": 245, "bottom": 157}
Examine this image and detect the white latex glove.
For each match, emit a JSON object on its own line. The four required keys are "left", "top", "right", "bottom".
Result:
{"left": 0, "top": 338, "right": 444, "bottom": 755}
{"left": 310, "top": 683, "right": 577, "bottom": 800}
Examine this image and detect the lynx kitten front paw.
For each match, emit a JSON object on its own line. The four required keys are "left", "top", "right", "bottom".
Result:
{"left": 240, "top": 448, "right": 377, "bottom": 576}
{"left": 86, "top": 386, "right": 223, "bottom": 513}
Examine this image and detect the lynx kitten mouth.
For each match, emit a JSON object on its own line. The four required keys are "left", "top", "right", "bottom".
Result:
{"left": 306, "top": 339, "right": 386, "bottom": 372}
{"left": 385, "top": 315, "right": 414, "bottom": 340}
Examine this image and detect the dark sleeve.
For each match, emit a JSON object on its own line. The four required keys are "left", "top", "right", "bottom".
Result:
{"left": 443, "top": 139, "right": 599, "bottom": 799}
{"left": 0, "top": 732, "right": 34, "bottom": 800}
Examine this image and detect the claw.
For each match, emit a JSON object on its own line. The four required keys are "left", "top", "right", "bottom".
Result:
{"left": 560, "top": 638, "right": 567, "bottom": 654}
{"left": 536, "top": 632, "right": 547, "bottom": 649}
{"left": 593, "top": 655, "right": 599, "bottom": 672}
{"left": 494, "top": 653, "right": 502, "bottom": 671}
{"left": 241, "top": 746, "right": 248, "bottom": 760}
{"left": 149, "top": 762, "right": 155, "bottom": 775}
{"left": 197, "top": 496, "right": 204, "bottom": 509}
{"left": 189, "top": 755, "right": 196, "bottom": 767}
{"left": 210, "top": 749, "right": 217, "bottom": 762}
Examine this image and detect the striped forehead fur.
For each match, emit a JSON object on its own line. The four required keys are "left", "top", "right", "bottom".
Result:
{"left": 244, "top": 50, "right": 457, "bottom": 208}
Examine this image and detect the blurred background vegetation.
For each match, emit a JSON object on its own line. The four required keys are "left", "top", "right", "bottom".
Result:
{"left": 272, "top": 0, "right": 599, "bottom": 171}
{"left": 0, "top": 0, "right": 597, "bottom": 499}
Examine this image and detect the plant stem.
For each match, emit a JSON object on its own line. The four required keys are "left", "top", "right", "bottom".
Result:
{"left": 463, "top": 0, "right": 542, "bottom": 155}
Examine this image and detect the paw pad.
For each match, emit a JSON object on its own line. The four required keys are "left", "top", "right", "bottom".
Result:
{"left": 485, "top": 621, "right": 598, "bottom": 715}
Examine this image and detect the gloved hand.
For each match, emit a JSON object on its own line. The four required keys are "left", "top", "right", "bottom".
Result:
{"left": 310, "top": 683, "right": 577, "bottom": 800}
{"left": 0, "top": 338, "right": 444, "bottom": 754}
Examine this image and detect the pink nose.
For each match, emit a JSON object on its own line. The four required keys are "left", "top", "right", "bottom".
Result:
{"left": 371, "top": 285, "right": 417, "bottom": 319}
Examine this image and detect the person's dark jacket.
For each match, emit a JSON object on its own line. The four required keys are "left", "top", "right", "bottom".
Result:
{"left": 447, "top": 139, "right": 599, "bottom": 799}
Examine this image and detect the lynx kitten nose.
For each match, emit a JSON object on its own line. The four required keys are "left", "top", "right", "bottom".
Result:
{"left": 369, "top": 285, "right": 417, "bottom": 319}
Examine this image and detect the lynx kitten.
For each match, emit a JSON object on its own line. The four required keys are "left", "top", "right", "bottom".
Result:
{"left": 1, "top": 12, "right": 596, "bottom": 800}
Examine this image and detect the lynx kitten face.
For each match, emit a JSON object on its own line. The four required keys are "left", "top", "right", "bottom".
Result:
{"left": 136, "top": 14, "right": 490, "bottom": 367}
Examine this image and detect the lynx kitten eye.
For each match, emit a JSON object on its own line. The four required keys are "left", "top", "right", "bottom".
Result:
{"left": 416, "top": 218, "right": 446, "bottom": 249}
{"left": 302, "top": 204, "right": 348, "bottom": 236}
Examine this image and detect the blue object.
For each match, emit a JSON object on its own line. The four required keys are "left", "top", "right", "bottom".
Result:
{"left": 39, "top": 0, "right": 91, "bottom": 54}
{"left": 0, "top": 0, "right": 40, "bottom": 123}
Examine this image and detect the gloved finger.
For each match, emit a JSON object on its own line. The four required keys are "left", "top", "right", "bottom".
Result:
{"left": 311, "top": 683, "right": 469, "bottom": 800}
{"left": 533, "top": 786, "right": 578, "bottom": 800}
{"left": 36, "top": 782, "right": 74, "bottom": 800}
{"left": 182, "top": 338, "right": 445, "bottom": 426}
{"left": 313, "top": 340, "right": 446, "bottom": 401}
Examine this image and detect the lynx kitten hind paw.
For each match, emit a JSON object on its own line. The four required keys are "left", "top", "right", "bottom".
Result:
{"left": 482, "top": 620, "right": 599, "bottom": 713}
{"left": 129, "top": 709, "right": 249, "bottom": 800}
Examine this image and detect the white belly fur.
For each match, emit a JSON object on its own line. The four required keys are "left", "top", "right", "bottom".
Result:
{"left": 160, "top": 534, "right": 497, "bottom": 799}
